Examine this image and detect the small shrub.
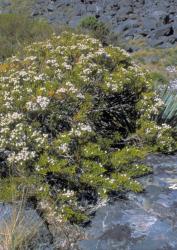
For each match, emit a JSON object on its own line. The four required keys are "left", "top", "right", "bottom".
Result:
{"left": 79, "top": 16, "right": 109, "bottom": 38}
{"left": 78, "top": 16, "right": 122, "bottom": 46}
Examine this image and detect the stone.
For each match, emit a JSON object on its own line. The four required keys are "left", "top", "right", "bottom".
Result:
{"left": 149, "top": 38, "right": 165, "bottom": 47}
{"left": 143, "top": 17, "right": 158, "bottom": 31}
{"left": 151, "top": 10, "right": 170, "bottom": 24}
{"left": 31, "top": 10, "right": 40, "bottom": 17}
{"left": 116, "top": 19, "right": 140, "bottom": 33}
{"left": 47, "top": 3, "right": 54, "bottom": 12}
{"left": 151, "top": 24, "right": 174, "bottom": 39}
{"left": 1, "top": 0, "right": 177, "bottom": 47}
{"left": 172, "top": 21, "right": 177, "bottom": 35}
{"left": 79, "top": 154, "right": 177, "bottom": 250}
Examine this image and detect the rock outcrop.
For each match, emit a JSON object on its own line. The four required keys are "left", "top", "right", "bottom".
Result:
{"left": 30, "top": 0, "right": 177, "bottom": 48}
{"left": 1, "top": 0, "right": 177, "bottom": 47}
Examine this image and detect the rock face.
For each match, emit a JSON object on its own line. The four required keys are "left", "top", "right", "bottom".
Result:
{"left": 28, "top": 0, "right": 177, "bottom": 48}
{"left": 0, "top": 0, "right": 177, "bottom": 47}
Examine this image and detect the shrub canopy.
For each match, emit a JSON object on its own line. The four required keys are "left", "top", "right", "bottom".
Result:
{"left": 0, "top": 32, "right": 176, "bottom": 222}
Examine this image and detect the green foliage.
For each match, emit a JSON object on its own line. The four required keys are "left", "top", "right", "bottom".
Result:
{"left": 0, "top": 32, "right": 175, "bottom": 223}
{"left": 151, "top": 72, "right": 168, "bottom": 86}
{"left": 132, "top": 46, "right": 177, "bottom": 88}
{"left": 79, "top": 16, "right": 108, "bottom": 37}
{"left": 111, "top": 147, "right": 147, "bottom": 170}
{"left": 78, "top": 16, "right": 122, "bottom": 46}
{"left": 137, "top": 120, "right": 177, "bottom": 153}
{"left": 0, "top": 14, "right": 53, "bottom": 60}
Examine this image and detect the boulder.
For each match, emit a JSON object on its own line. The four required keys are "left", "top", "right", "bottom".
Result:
{"left": 142, "top": 17, "right": 158, "bottom": 31}
{"left": 149, "top": 38, "right": 165, "bottom": 47}
{"left": 151, "top": 24, "right": 174, "bottom": 39}
{"left": 47, "top": 3, "right": 54, "bottom": 12}
{"left": 172, "top": 18, "right": 177, "bottom": 35}
{"left": 116, "top": 19, "right": 140, "bottom": 33}
{"left": 151, "top": 10, "right": 170, "bottom": 24}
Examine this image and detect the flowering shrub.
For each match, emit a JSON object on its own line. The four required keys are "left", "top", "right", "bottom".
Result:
{"left": 0, "top": 32, "right": 176, "bottom": 222}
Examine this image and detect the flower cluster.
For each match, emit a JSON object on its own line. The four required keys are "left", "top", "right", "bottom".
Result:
{"left": 7, "top": 147, "right": 36, "bottom": 165}
{"left": 26, "top": 96, "right": 50, "bottom": 111}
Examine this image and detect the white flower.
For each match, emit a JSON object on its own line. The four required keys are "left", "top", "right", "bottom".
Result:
{"left": 62, "top": 62, "right": 72, "bottom": 70}
{"left": 166, "top": 66, "right": 177, "bottom": 73}
{"left": 169, "top": 184, "right": 177, "bottom": 190}
{"left": 18, "top": 70, "right": 28, "bottom": 78}
{"left": 62, "top": 190, "right": 75, "bottom": 197}
{"left": 26, "top": 101, "right": 38, "bottom": 111}
{"left": 58, "top": 143, "right": 68, "bottom": 153}
{"left": 7, "top": 147, "right": 36, "bottom": 165}
{"left": 56, "top": 88, "right": 67, "bottom": 93}
{"left": 36, "top": 96, "right": 50, "bottom": 109}
{"left": 76, "top": 93, "right": 85, "bottom": 99}
{"left": 26, "top": 96, "right": 50, "bottom": 111}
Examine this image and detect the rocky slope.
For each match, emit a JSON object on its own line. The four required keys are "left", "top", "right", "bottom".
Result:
{"left": 1, "top": 0, "right": 177, "bottom": 48}
{"left": 34, "top": 0, "right": 177, "bottom": 48}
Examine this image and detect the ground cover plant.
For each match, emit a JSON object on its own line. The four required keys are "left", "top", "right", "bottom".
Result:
{"left": 0, "top": 13, "right": 53, "bottom": 61}
{"left": 132, "top": 46, "right": 177, "bottom": 86}
{"left": 0, "top": 32, "right": 176, "bottom": 223}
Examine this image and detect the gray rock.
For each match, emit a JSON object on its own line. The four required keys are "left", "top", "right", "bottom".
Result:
{"left": 31, "top": 10, "right": 40, "bottom": 17}
{"left": 151, "top": 10, "right": 170, "bottom": 24}
{"left": 143, "top": 17, "right": 158, "bottom": 31}
{"left": 79, "top": 154, "right": 177, "bottom": 250}
{"left": 30, "top": 0, "right": 177, "bottom": 47}
{"left": 116, "top": 19, "right": 140, "bottom": 33}
{"left": 151, "top": 24, "right": 174, "bottom": 39}
{"left": 149, "top": 38, "right": 165, "bottom": 47}
{"left": 173, "top": 20, "right": 177, "bottom": 35}
{"left": 47, "top": 3, "right": 54, "bottom": 12}
{"left": 1, "top": 0, "right": 177, "bottom": 48}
